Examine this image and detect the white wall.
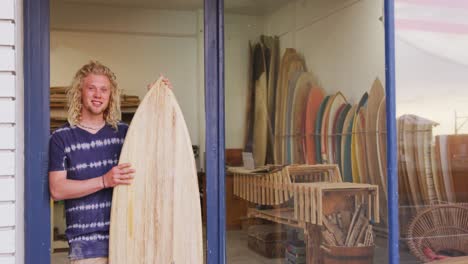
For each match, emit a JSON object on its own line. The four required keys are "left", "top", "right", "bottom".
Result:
{"left": 0, "top": 0, "right": 20, "bottom": 263}
{"left": 264, "top": 0, "right": 386, "bottom": 104}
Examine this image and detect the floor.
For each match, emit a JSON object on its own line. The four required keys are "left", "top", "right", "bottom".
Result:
{"left": 51, "top": 230, "right": 420, "bottom": 264}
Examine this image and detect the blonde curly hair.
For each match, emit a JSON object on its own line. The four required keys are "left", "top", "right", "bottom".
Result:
{"left": 67, "top": 61, "right": 122, "bottom": 130}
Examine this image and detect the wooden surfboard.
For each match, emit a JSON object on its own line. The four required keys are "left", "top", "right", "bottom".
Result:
{"left": 401, "top": 115, "right": 423, "bottom": 207}
{"left": 365, "top": 79, "right": 385, "bottom": 186}
{"left": 285, "top": 71, "right": 303, "bottom": 164}
{"left": 330, "top": 103, "right": 347, "bottom": 166}
{"left": 320, "top": 94, "right": 336, "bottom": 164}
{"left": 109, "top": 78, "right": 203, "bottom": 263}
{"left": 351, "top": 93, "right": 368, "bottom": 183}
{"left": 414, "top": 116, "right": 438, "bottom": 204}
{"left": 273, "top": 49, "right": 295, "bottom": 164}
{"left": 261, "top": 36, "right": 280, "bottom": 164}
{"left": 304, "top": 86, "right": 325, "bottom": 164}
{"left": 333, "top": 103, "right": 351, "bottom": 172}
{"left": 354, "top": 108, "right": 369, "bottom": 183}
{"left": 430, "top": 142, "right": 444, "bottom": 202}
{"left": 438, "top": 135, "right": 456, "bottom": 202}
{"left": 274, "top": 49, "right": 306, "bottom": 164}
{"left": 341, "top": 105, "right": 357, "bottom": 182}
{"left": 365, "top": 80, "right": 387, "bottom": 224}
{"left": 291, "top": 72, "right": 317, "bottom": 164}
{"left": 252, "top": 43, "right": 269, "bottom": 167}
{"left": 243, "top": 42, "right": 255, "bottom": 152}
{"left": 326, "top": 92, "right": 347, "bottom": 165}
{"left": 376, "top": 98, "right": 387, "bottom": 199}
{"left": 447, "top": 135, "right": 468, "bottom": 202}
{"left": 397, "top": 116, "right": 411, "bottom": 207}
{"left": 315, "top": 96, "right": 330, "bottom": 164}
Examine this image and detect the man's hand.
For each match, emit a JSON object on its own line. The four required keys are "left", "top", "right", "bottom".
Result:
{"left": 102, "top": 163, "right": 135, "bottom": 188}
{"left": 147, "top": 74, "right": 173, "bottom": 91}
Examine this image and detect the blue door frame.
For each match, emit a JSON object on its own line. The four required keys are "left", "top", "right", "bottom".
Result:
{"left": 384, "top": 0, "right": 399, "bottom": 263}
{"left": 24, "top": 0, "right": 51, "bottom": 263}
{"left": 23, "top": 0, "right": 397, "bottom": 263}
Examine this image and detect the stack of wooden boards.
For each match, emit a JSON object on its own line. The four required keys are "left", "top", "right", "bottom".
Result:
{"left": 50, "top": 86, "right": 68, "bottom": 131}
{"left": 49, "top": 86, "right": 141, "bottom": 132}
{"left": 398, "top": 117, "right": 468, "bottom": 212}
{"left": 321, "top": 205, "right": 374, "bottom": 247}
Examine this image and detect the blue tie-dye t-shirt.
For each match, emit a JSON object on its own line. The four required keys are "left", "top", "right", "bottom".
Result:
{"left": 48, "top": 122, "right": 128, "bottom": 260}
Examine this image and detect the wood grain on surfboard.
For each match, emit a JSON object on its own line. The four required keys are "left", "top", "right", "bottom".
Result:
{"left": 243, "top": 42, "right": 255, "bottom": 152}
{"left": 304, "top": 86, "right": 325, "bottom": 164}
{"left": 252, "top": 43, "right": 268, "bottom": 166}
{"left": 282, "top": 63, "right": 306, "bottom": 164}
{"left": 398, "top": 115, "right": 439, "bottom": 207}
{"left": 109, "top": 78, "right": 203, "bottom": 264}
{"left": 315, "top": 96, "right": 330, "bottom": 164}
{"left": 365, "top": 80, "right": 387, "bottom": 224}
{"left": 274, "top": 49, "right": 306, "bottom": 164}
{"left": 376, "top": 98, "right": 387, "bottom": 199}
{"left": 285, "top": 71, "right": 303, "bottom": 164}
{"left": 261, "top": 36, "right": 280, "bottom": 165}
{"left": 291, "top": 72, "right": 317, "bottom": 164}
{"left": 365, "top": 79, "right": 385, "bottom": 187}
{"left": 341, "top": 105, "right": 357, "bottom": 182}
{"left": 355, "top": 108, "right": 369, "bottom": 184}
{"left": 414, "top": 116, "right": 438, "bottom": 204}
{"left": 351, "top": 93, "right": 368, "bottom": 183}
{"left": 402, "top": 115, "right": 424, "bottom": 207}
{"left": 397, "top": 116, "right": 411, "bottom": 207}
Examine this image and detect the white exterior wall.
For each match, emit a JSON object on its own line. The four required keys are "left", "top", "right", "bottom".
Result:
{"left": 0, "top": 0, "right": 22, "bottom": 263}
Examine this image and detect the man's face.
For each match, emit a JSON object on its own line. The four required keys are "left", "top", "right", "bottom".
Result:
{"left": 81, "top": 73, "right": 112, "bottom": 117}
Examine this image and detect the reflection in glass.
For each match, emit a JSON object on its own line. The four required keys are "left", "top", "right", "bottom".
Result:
{"left": 396, "top": 0, "right": 468, "bottom": 263}
{"left": 225, "top": 0, "right": 389, "bottom": 263}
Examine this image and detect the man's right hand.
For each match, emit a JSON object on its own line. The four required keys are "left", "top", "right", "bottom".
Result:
{"left": 102, "top": 163, "right": 135, "bottom": 188}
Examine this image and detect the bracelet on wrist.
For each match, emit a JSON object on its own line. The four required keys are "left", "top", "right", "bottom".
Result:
{"left": 102, "top": 176, "right": 106, "bottom": 188}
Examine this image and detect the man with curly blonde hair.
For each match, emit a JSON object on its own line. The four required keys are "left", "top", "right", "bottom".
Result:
{"left": 48, "top": 61, "right": 134, "bottom": 264}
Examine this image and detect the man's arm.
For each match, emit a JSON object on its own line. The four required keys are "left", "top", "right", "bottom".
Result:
{"left": 49, "top": 163, "right": 134, "bottom": 201}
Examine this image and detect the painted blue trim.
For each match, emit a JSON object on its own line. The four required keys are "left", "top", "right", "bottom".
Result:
{"left": 204, "top": 0, "right": 226, "bottom": 263}
{"left": 23, "top": 0, "right": 51, "bottom": 263}
{"left": 384, "top": 0, "right": 399, "bottom": 263}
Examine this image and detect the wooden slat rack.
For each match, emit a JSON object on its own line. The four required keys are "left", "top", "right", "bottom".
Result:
{"left": 230, "top": 164, "right": 380, "bottom": 264}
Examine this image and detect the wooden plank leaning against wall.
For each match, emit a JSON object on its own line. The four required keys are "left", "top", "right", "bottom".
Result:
{"left": 0, "top": 0, "right": 17, "bottom": 263}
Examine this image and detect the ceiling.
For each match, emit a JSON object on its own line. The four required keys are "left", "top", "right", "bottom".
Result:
{"left": 56, "top": 0, "right": 292, "bottom": 15}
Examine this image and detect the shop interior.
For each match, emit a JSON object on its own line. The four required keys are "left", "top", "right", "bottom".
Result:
{"left": 49, "top": 0, "right": 468, "bottom": 263}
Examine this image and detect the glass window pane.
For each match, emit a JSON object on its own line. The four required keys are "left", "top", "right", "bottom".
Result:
{"left": 225, "top": 0, "right": 389, "bottom": 263}
{"left": 396, "top": 1, "right": 468, "bottom": 263}
{"left": 49, "top": 1, "right": 205, "bottom": 263}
